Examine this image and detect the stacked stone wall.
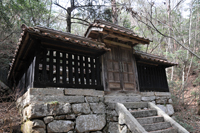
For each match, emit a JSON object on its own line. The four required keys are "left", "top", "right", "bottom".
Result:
{"left": 17, "top": 88, "right": 174, "bottom": 133}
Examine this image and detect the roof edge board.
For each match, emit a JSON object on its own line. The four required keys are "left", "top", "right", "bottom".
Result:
{"left": 35, "top": 26, "right": 105, "bottom": 47}
{"left": 85, "top": 27, "right": 103, "bottom": 38}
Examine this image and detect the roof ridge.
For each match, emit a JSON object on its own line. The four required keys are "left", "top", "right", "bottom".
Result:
{"left": 94, "top": 19, "right": 135, "bottom": 34}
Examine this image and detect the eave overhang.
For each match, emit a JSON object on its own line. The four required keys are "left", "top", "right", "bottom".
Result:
{"left": 134, "top": 50, "right": 178, "bottom": 67}
{"left": 85, "top": 20, "right": 152, "bottom": 46}
{"left": 8, "top": 25, "right": 110, "bottom": 81}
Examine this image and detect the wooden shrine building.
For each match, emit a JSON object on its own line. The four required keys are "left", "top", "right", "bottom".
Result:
{"left": 8, "top": 20, "right": 177, "bottom": 95}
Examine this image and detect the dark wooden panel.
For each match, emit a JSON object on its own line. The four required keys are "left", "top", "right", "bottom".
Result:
{"left": 137, "top": 64, "right": 169, "bottom": 92}
{"left": 32, "top": 48, "right": 103, "bottom": 90}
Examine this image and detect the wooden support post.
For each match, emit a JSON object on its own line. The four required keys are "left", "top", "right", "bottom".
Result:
{"left": 91, "top": 57, "right": 95, "bottom": 85}
{"left": 96, "top": 57, "right": 100, "bottom": 86}
{"left": 49, "top": 50, "right": 53, "bottom": 82}
{"left": 68, "top": 53, "right": 73, "bottom": 84}
{"left": 56, "top": 51, "right": 60, "bottom": 84}
{"left": 85, "top": 56, "right": 90, "bottom": 85}
{"left": 74, "top": 54, "right": 79, "bottom": 84}
{"left": 80, "top": 56, "right": 84, "bottom": 84}
{"left": 62, "top": 52, "right": 67, "bottom": 84}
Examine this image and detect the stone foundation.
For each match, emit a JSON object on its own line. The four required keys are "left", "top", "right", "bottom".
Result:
{"left": 17, "top": 88, "right": 174, "bottom": 133}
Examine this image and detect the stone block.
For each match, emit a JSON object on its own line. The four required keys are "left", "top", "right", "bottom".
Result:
{"left": 108, "top": 122, "right": 119, "bottom": 133}
{"left": 155, "top": 92, "right": 171, "bottom": 97}
{"left": 55, "top": 115, "right": 66, "bottom": 120}
{"left": 90, "top": 102, "right": 105, "bottom": 114}
{"left": 65, "top": 89, "right": 104, "bottom": 96}
{"left": 166, "top": 104, "right": 174, "bottom": 116}
{"left": 157, "top": 105, "right": 167, "bottom": 113}
{"left": 56, "top": 103, "right": 71, "bottom": 115}
{"left": 106, "top": 103, "right": 116, "bottom": 110}
{"left": 47, "top": 120, "right": 74, "bottom": 133}
{"left": 22, "top": 120, "right": 46, "bottom": 133}
{"left": 72, "top": 103, "right": 91, "bottom": 114}
{"left": 99, "top": 97, "right": 104, "bottom": 102}
{"left": 29, "top": 88, "right": 64, "bottom": 96}
{"left": 75, "top": 114, "right": 106, "bottom": 132}
{"left": 141, "top": 92, "right": 155, "bottom": 96}
{"left": 105, "top": 95, "right": 141, "bottom": 103}
{"left": 141, "top": 96, "right": 156, "bottom": 101}
{"left": 66, "top": 114, "right": 76, "bottom": 120}
{"left": 16, "top": 90, "right": 29, "bottom": 108}
{"left": 25, "top": 104, "right": 48, "bottom": 119}
{"left": 168, "top": 99, "right": 173, "bottom": 104}
{"left": 32, "top": 120, "right": 46, "bottom": 129}
{"left": 123, "top": 102, "right": 148, "bottom": 109}
{"left": 107, "top": 115, "right": 118, "bottom": 122}
{"left": 31, "top": 95, "right": 85, "bottom": 104}
{"left": 24, "top": 103, "right": 71, "bottom": 119}
{"left": 106, "top": 110, "right": 118, "bottom": 116}
{"left": 43, "top": 116, "right": 54, "bottom": 124}
{"left": 85, "top": 96, "right": 100, "bottom": 103}
{"left": 120, "top": 125, "right": 128, "bottom": 133}
{"left": 156, "top": 98, "right": 168, "bottom": 104}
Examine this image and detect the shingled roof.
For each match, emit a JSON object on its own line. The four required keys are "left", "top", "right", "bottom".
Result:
{"left": 8, "top": 24, "right": 110, "bottom": 79}
{"left": 85, "top": 19, "right": 151, "bottom": 45}
{"left": 134, "top": 50, "right": 178, "bottom": 67}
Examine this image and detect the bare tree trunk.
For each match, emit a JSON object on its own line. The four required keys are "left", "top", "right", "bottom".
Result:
{"left": 111, "top": 0, "right": 118, "bottom": 24}
{"left": 47, "top": 0, "right": 52, "bottom": 27}
{"left": 66, "top": 11, "right": 71, "bottom": 32}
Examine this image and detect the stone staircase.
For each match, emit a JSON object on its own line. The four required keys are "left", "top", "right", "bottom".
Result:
{"left": 130, "top": 108, "right": 177, "bottom": 133}
{"left": 117, "top": 102, "right": 189, "bottom": 133}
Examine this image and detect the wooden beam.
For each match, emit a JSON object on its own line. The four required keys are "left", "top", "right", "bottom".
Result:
{"left": 104, "top": 40, "right": 132, "bottom": 49}
{"left": 103, "top": 28, "right": 150, "bottom": 44}
{"left": 101, "top": 31, "right": 139, "bottom": 44}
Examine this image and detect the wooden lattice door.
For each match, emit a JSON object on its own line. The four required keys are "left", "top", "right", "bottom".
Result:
{"left": 104, "top": 46, "right": 135, "bottom": 91}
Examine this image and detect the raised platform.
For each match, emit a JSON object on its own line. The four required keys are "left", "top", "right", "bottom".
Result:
{"left": 17, "top": 88, "right": 174, "bottom": 133}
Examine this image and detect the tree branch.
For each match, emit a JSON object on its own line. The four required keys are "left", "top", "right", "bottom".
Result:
{"left": 0, "top": 32, "right": 18, "bottom": 43}
{"left": 71, "top": 17, "right": 90, "bottom": 24}
{"left": 127, "top": 8, "right": 200, "bottom": 59}
{"left": 71, "top": 22, "right": 89, "bottom": 26}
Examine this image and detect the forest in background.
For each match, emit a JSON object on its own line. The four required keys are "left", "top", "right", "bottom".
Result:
{"left": 0, "top": 0, "right": 200, "bottom": 132}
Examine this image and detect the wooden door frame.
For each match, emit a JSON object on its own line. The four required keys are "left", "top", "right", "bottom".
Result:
{"left": 102, "top": 45, "right": 138, "bottom": 92}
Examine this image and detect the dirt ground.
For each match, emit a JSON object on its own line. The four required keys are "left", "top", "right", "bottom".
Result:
{"left": 0, "top": 102, "right": 21, "bottom": 133}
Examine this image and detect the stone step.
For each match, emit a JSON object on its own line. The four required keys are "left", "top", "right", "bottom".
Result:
{"left": 143, "top": 122, "right": 172, "bottom": 132}
{"left": 149, "top": 127, "right": 178, "bottom": 133}
{"left": 137, "top": 116, "right": 164, "bottom": 125}
{"left": 123, "top": 102, "right": 148, "bottom": 109}
{"left": 130, "top": 109, "right": 157, "bottom": 118}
